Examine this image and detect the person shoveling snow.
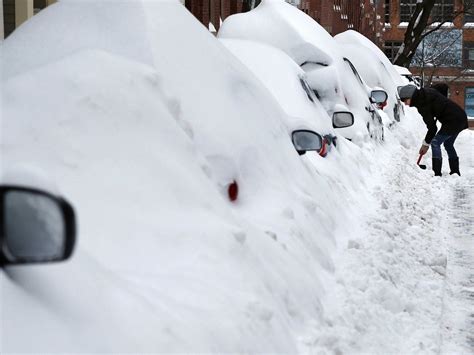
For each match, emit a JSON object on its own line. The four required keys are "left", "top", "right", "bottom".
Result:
{"left": 398, "top": 84, "right": 469, "bottom": 176}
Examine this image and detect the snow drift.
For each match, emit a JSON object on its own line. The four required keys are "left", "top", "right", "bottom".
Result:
{"left": 1, "top": 0, "right": 368, "bottom": 352}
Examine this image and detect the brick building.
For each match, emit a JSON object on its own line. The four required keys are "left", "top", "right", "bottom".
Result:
{"left": 298, "top": 0, "right": 385, "bottom": 46}
{"left": 384, "top": 0, "right": 474, "bottom": 114}
{"left": 185, "top": 0, "right": 247, "bottom": 33}
{"left": 186, "top": 0, "right": 385, "bottom": 42}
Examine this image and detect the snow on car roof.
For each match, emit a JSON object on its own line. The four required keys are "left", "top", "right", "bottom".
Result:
{"left": 220, "top": 38, "right": 334, "bottom": 134}
{"left": 334, "top": 30, "right": 406, "bottom": 86}
{"left": 394, "top": 64, "right": 413, "bottom": 76}
{"left": 218, "top": 0, "right": 334, "bottom": 66}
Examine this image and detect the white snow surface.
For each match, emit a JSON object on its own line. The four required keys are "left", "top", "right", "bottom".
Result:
{"left": 219, "top": 38, "right": 334, "bottom": 135}
{"left": 1, "top": 0, "right": 473, "bottom": 353}
{"left": 394, "top": 64, "right": 413, "bottom": 76}
{"left": 218, "top": 0, "right": 335, "bottom": 66}
{"left": 299, "top": 125, "right": 474, "bottom": 354}
{"left": 333, "top": 36, "right": 403, "bottom": 124}
{"left": 1, "top": 0, "right": 363, "bottom": 352}
{"left": 334, "top": 30, "right": 407, "bottom": 87}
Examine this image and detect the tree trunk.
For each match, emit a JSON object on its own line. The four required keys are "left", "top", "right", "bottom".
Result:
{"left": 394, "top": 0, "right": 436, "bottom": 67}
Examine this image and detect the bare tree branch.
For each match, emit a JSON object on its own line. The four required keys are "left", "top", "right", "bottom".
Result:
{"left": 394, "top": 0, "right": 474, "bottom": 67}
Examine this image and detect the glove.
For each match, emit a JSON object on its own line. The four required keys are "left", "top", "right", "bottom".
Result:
{"left": 419, "top": 141, "right": 429, "bottom": 155}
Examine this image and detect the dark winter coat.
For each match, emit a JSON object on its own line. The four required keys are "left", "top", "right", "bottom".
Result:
{"left": 410, "top": 88, "right": 468, "bottom": 144}
{"left": 431, "top": 83, "right": 449, "bottom": 97}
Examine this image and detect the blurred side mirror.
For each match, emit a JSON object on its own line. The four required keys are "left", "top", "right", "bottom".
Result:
{"left": 291, "top": 130, "right": 323, "bottom": 155}
{"left": 332, "top": 111, "right": 354, "bottom": 128}
{"left": 370, "top": 90, "right": 388, "bottom": 104}
{"left": 0, "top": 186, "right": 76, "bottom": 266}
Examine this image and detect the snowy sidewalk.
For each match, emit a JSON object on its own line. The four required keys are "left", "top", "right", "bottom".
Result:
{"left": 440, "top": 133, "right": 474, "bottom": 354}
{"left": 300, "top": 127, "right": 473, "bottom": 354}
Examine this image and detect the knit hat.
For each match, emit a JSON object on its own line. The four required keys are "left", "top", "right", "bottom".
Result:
{"left": 398, "top": 85, "right": 417, "bottom": 100}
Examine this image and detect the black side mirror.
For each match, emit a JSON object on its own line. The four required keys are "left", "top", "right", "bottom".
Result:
{"left": 291, "top": 130, "right": 323, "bottom": 155}
{"left": 332, "top": 111, "right": 354, "bottom": 128}
{"left": 370, "top": 90, "right": 388, "bottom": 104}
{"left": 0, "top": 186, "right": 76, "bottom": 266}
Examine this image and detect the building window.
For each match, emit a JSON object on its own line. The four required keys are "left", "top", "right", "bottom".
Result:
{"left": 463, "top": 42, "right": 474, "bottom": 67}
{"left": 464, "top": 11, "right": 474, "bottom": 23}
{"left": 34, "top": 0, "right": 47, "bottom": 14}
{"left": 400, "top": 0, "right": 417, "bottom": 23}
{"left": 465, "top": 87, "right": 474, "bottom": 116}
{"left": 385, "top": 0, "right": 390, "bottom": 23}
{"left": 384, "top": 41, "right": 402, "bottom": 62}
{"left": 432, "top": 0, "right": 454, "bottom": 22}
{"left": 400, "top": 0, "right": 454, "bottom": 24}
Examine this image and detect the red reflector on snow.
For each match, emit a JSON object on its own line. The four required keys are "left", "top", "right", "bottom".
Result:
{"left": 319, "top": 139, "right": 328, "bottom": 157}
{"left": 228, "top": 180, "right": 239, "bottom": 202}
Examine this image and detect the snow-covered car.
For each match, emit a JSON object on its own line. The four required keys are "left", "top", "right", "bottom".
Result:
{"left": 340, "top": 56, "right": 387, "bottom": 139}
{"left": 394, "top": 64, "right": 420, "bottom": 87}
{"left": 220, "top": 38, "right": 354, "bottom": 156}
{"left": 334, "top": 30, "right": 406, "bottom": 124}
{"left": 1, "top": 0, "right": 358, "bottom": 352}
{"left": 0, "top": 185, "right": 76, "bottom": 265}
{"left": 218, "top": 0, "right": 385, "bottom": 142}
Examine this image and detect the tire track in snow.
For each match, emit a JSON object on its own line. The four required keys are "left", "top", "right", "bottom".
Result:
{"left": 440, "top": 155, "right": 474, "bottom": 354}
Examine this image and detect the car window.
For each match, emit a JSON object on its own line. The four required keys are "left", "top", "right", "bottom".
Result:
{"left": 343, "top": 58, "right": 364, "bottom": 86}
{"left": 299, "top": 76, "right": 317, "bottom": 103}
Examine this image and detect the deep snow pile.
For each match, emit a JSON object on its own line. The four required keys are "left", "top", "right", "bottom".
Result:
{"left": 1, "top": 0, "right": 370, "bottom": 352}
{"left": 299, "top": 110, "right": 474, "bottom": 354}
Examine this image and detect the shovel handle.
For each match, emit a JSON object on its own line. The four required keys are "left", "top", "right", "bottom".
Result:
{"left": 416, "top": 154, "right": 423, "bottom": 165}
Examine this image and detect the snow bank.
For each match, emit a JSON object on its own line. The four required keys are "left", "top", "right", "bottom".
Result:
{"left": 299, "top": 113, "right": 473, "bottom": 353}
{"left": 1, "top": 0, "right": 369, "bottom": 352}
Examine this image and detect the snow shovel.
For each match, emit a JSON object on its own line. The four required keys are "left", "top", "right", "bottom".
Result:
{"left": 417, "top": 154, "right": 427, "bottom": 169}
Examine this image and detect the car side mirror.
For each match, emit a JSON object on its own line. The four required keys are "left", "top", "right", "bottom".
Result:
{"left": 370, "top": 90, "right": 388, "bottom": 104}
{"left": 291, "top": 130, "right": 323, "bottom": 155}
{"left": 332, "top": 111, "right": 354, "bottom": 128}
{"left": 0, "top": 186, "right": 76, "bottom": 266}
